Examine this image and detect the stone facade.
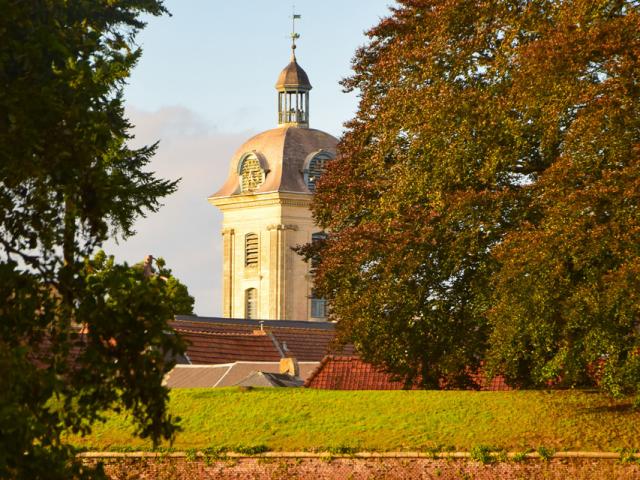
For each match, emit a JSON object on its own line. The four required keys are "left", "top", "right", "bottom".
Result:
{"left": 212, "top": 192, "right": 318, "bottom": 320}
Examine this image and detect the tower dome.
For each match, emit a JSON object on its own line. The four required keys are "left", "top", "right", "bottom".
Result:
{"left": 210, "top": 126, "right": 337, "bottom": 198}
{"left": 211, "top": 46, "right": 337, "bottom": 199}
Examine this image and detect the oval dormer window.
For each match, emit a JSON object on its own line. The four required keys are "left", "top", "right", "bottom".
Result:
{"left": 304, "top": 151, "right": 333, "bottom": 192}
{"left": 239, "top": 153, "right": 265, "bottom": 192}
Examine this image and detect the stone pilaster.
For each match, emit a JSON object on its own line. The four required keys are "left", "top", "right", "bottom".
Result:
{"left": 221, "top": 228, "right": 235, "bottom": 317}
{"left": 267, "top": 224, "right": 298, "bottom": 319}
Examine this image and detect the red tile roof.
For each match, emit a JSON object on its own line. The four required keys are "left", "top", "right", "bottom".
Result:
{"left": 175, "top": 329, "right": 282, "bottom": 364}
{"left": 171, "top": 317, "right": 353, "bottom": 364}
{"left": 305, "top": 356, "right": 512, "bottom": 391}
{"left": 304, "top": 356, "right": 411, "bottom": 390}
{"left": 172, "top": 318, "right": 508, "bottom": 391}
{"left": 467, "top": 370, "right": 512, "bottom": 391}
{"left": 273, "top": 328, "right": 353, "bottom": 362}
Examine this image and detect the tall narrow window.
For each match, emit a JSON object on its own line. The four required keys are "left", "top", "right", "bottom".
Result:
{"left": 245, "top": 288, "right": 258, "bottom": 319}
{"left": 245, "top": 233, "right": 259, "bottom": 267}
{"left": 310, "top": 232, "right": 328, "bottom": 319}
{"left": 310, "top": 232, "right": 327, "bottom": 269}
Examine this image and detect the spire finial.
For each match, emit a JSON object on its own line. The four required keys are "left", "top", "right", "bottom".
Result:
{"left": 290, "top": 6, "right": 301, "bottom": 60}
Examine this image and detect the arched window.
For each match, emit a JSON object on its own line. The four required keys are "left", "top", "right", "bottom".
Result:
{"left": 245, "top": 288, "right": 258, "bottom": 319}
{"left": 245, "top": 233, "right": 259, "bottom": 267}
{"left": 239, "top": 154, "right": 265, "bottom": 192}
{"left": 304, "top": 152, "right": 333, "bottom": 192}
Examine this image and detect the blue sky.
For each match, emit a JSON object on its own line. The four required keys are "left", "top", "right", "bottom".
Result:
{"left": 106, "top": 0, "right": 395, "bottom": 316}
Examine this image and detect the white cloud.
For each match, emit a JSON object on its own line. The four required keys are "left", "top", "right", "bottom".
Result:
{"left": 104, "top": 106, "right": 254, "bottom": 316}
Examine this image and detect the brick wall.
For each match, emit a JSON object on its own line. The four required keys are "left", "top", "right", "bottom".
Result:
{"left": 89, "top": 456, "right": 640, "bottom": 480}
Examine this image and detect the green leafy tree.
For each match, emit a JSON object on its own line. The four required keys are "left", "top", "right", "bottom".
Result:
{"left": 484, "top": 1, "right": 640, "bottom": 394}
{"left": 305, "top": 0, "right": 640, "bottom": 392}
{"left": 0, "top": 1, "right": 192, "bottom": 478}
{"left": 138, "top": 255, "right": 196, "bottom": 315}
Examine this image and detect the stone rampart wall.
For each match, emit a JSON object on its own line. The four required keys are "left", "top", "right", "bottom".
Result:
{"left": 81, "top": 453, "right": 640, "bottom": 480}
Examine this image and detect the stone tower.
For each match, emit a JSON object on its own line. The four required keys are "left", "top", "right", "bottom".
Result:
{"left": 208, "top": 44, "right": 337, "bottom": 321}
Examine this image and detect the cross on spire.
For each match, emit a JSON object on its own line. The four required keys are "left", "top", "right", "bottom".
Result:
{"left": 290, "top": 6, "right": 301, "bottom": 58}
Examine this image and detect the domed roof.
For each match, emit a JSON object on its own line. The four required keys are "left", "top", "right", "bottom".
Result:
{"left": 275, "top": 55, "right": 312, "bottom": 91}
{"left": 210, "top": 126, "right": 338, "bottom": 198}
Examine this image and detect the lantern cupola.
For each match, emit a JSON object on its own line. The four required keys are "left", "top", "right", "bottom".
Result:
{"left": 275, "top": 16, "right": 311, "bottom": 127}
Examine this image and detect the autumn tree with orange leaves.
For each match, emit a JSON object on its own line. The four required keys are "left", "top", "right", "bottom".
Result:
{"left": 301, "top": 0, "right": 640, "bottom": 394}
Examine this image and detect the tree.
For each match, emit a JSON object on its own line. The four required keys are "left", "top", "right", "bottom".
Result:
{"left": 305, "top": 0, "right": 640, "bottom": 393}
{"left": 0, "top": 1, "right": 191, "bottom": 478}
{"left": 484, "top": 0, "right": 640, "bottom": 394}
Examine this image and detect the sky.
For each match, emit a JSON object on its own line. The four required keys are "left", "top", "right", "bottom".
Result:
{"left": 106, "top": 0, "right": 396, "bottom": 316}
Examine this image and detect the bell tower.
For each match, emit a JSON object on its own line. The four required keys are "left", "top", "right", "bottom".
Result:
{"left": 209, "top": 16, "right": 338, "bottom": 321}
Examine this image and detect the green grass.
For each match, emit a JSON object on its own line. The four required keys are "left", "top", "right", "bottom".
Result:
{"left": 66, "top": 389, "right": 640, "bottom": 452}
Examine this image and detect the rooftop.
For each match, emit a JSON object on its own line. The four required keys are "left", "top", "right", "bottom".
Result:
{"left": 275, "top": 55, "right": 312, "bottom": 91}
{"left": 305, "top": 356, "right": 513, "bottom": 391}
{"left": 207, "top": 126, "right": 338, "bottom": 199}
{"left": 164, "top": 361, "right": 319, "bottom": 388}
{"left": 171, "top": 316, "right": 353, "bottom": 365}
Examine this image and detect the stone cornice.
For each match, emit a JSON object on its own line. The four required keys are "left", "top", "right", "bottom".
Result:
{"left": 266, "top": 224, "right": 299, "bottom": 231}
{"left": 209, "top": 191, "right": 313, "bottom": 210}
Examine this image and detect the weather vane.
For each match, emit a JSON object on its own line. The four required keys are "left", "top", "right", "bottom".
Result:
{"left": 291, "top": 6, "right": 301, "bottom": 54}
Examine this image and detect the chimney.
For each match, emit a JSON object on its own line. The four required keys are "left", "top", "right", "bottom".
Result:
{"left": 279, "top": 357, "right": 300, "bottom": 377}
{"left": 252, "top": 321, "right": 267, "bottom": 336}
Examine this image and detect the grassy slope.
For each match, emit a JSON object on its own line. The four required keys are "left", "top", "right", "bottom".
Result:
{"left": 68, "top": 389, "right": 640, "bottom": 452}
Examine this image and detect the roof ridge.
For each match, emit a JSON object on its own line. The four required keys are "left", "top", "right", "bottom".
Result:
{"left": 174, "top": 329, "right": 267, "bottom": 338}
{"left": 269, "top": 327, "right": 333, "bottom": 334}
{"left": 176, "top": 323, "right": 335, "bottom": 334}
{"left": 173, "top": 316, "right": 338, "bottom": 332}
{"left": 172, "top": 363, "right": 234, "bottom": 368}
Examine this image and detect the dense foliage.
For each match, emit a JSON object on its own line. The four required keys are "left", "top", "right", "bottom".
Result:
{"left": 304, "top": 0, "right": 640, "bottom": 393}
{"left": 0, "top": 1, "right": 192, "bottom": 478}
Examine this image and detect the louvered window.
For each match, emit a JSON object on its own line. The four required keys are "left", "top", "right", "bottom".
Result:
{"left": 245, "top": 288, "right": 258, "bottom": 319}
{"left": 305, "top": 154, "right": 329, "bottom": 192}
{"left": 245, "top": 233, "right": 259, "bottom": 267}
{"left": 240, "top": 155, "right": 264, "bottom": 192}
